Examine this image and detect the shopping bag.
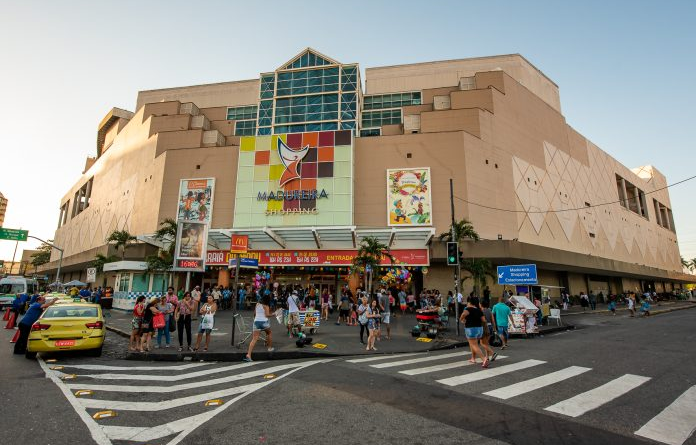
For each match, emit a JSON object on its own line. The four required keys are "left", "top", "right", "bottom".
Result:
{"left": 274, "top": 309, "right": 285, "bottom": 325}
{"left": 489, "top": 331, "right": 503, "bottom": 347}
{"left": 200, "top": 314, "right": 214, "bottom": 330}
{"left": 169, "top": 317, "right": 177, "bottom": 332}
{"left": 153, "top": 313, "right": 165, "bottom": 329}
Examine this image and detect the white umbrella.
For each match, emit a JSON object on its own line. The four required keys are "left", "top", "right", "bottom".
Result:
{"left": 64, "top": 280, "right": 87, "bottom": 287}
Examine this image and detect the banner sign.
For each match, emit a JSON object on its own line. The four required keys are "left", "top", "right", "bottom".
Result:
{"left": 205, "top": 249, "right": 428, "bottom": 266}
{"left": 387, "top": 168, "right": 432, "bottom": 226}
{"left": 230, "top": 235, "right": 249, "bottom": 254}
{"left": 177, "top": 178, "right": 215, "bottom": 223}
{"left": 497, "top": 264, "right": 538, "bottom": 285}
{"left": 173, "top": 220, "right": 208, "bottom": 271}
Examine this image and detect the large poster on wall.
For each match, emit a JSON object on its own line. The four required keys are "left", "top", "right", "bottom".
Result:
{"left": 387, "top": 168, "right": 432, "bottom": 226}
{"left": 173, "top": 220, "right": 208, "bottom": 271}
{"left": 233, "top": 130, "right": 353, "bottom": 228}
{"left": 177, "top": 178, "right": 215, "bottom": 223}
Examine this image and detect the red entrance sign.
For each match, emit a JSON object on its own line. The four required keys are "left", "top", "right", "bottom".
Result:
{"left": 230, "top": 235, "right": 249, "bottom": 254}
{"left": 205, "top": 249, "right": 428, "bottom": 266}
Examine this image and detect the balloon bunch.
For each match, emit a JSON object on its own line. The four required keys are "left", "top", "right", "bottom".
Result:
{"left": 380, "top": 268, "right": 412, "bottom": 285}
{"left": 254, "top": 271, "right": 271, "bottom": 289}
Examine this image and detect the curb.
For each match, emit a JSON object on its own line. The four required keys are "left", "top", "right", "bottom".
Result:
{"left": 561, "top": 301, "right": 696, "bottom": 317}
{"left": 105, "top": 325, "right": 130, "bottom": 339}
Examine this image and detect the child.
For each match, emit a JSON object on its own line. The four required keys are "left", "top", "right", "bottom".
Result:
{"left": 349, "top": 303, "right": 357, "bottom": 326}
{"left": 640, "top": 299, "right": 651, "bottom": 316}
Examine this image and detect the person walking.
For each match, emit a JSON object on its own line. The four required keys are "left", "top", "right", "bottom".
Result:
{"left": 580, "top": 292, "right": 589, "bottom": 312}
{"left": 176, "top": 292, "right": 194, "bottom": 351}
{"left": 480, "top": 299, "right": 497, "bottom": 362}
{"left": 399, "top": 288, "right": 408, "bottom": 316}
{"left": 129, "top": 296, "right": 146, "bottom": 352}
{"left": 365, "top": 299, "right": 381, "bottom": 351}
{"left": 243, "top": 294, "right": 274, "bottom": 362}
{"left": 459, "top": 297, "right": 489, "bottom": 368}
{"left": 589, "top": 291, "right": 597, "bottom": 311}
{"left": 193, "top": 295, "right": 217, "bottom": 352}
{"left": 286, "top": 290, "right": 300, "bottom": 336}
{"left": 357, "top": 295, "right": 370, "bottom": 344}
{"left": 13, "top": 294, "right": 58, "bottom": 355}
{"left": 191, "top": 285, "right": 202, "bottom": 321}
{"left": 336, "top": 293, "right": 350, "bottom": 325}
{"left": 320, "top": 289, "right": 330, "bottom": 321}
{"left": 222, "top": 287, "right": 231, "bottom": 310}
{"left": 627, "top": 293, "right": 636, "bottom": 317}
{"left": 378, "top": 290, "right": 391, "bottom": 340}
{"left": 491, "top": 296, "right": 511, "bottom": 350}
{"left": 562, "top": 291, "right": 569, "bottom": 311}
{"left": 608, "top": 293, "right": 617, "bottom": 316}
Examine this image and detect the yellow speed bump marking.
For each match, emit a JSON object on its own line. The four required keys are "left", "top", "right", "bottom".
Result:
{"left": 45, "top": 359, "right": 58, "bottom": 363}
{"left": 262, "top": 374, "right": 276, "bottom": 380}
{"left": 92, "top": 410, "right": 117, "bottom": 420}
{"left": 312, "top": 343, "right": 328, "bottom": 349}
{"left": 74, "top": 390, "right": 94, "bottom": 397}
{"left": 416, "top": 337, "right": 433, "bottom": 342}
{"left": 50, "top": 366, "right": 64, "bottom": 371}
{"left": 205, "top": 399, "right": 224, "bottom": 406}
{"left": 61, "top": 374, "right": 78, "bottom": 380}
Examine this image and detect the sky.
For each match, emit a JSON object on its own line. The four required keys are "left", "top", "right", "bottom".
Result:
{"left": 0, "top": 0, "right": 695, "bottom": 265}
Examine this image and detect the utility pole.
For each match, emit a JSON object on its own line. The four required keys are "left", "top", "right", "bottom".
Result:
{"left": 230, "top": 254, "right": 240, "bottom": 346}
{"left": 450, "top": 179, "right": 461, "bottom": 336}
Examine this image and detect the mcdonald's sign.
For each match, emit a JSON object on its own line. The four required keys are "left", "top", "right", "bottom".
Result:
{"left": 230, "top": 235, "right": 249, "bottom": 254}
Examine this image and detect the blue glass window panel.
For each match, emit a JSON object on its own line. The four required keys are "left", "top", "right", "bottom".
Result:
{"left": 258, "top": 127, "right": 271, "bottom": 135}
{"left": 307, "top": 123, "right": 322, "bottom": 131}
{"left": 259, "top": 117, "right": 272, "bottom": 126}
{"left": 321, "top": 122, "right": 338, "bottom": 131}
{"left": 341, "top": 121, "right": 356, "bottom": 130}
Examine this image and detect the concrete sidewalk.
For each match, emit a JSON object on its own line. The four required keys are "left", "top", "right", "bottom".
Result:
{"left": 558, "top": 299, "right": 696, "bottom": 317}
{"left": 104, "top": 307, "right": 574, "bottom": 361}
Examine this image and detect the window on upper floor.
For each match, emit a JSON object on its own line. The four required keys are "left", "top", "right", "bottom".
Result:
{"left": 234, "top": 120, "right": 256, "bottom": 136}
{"left": 71, "top": 178, "right": 93, "bottom": 219}
{"left": 363, "top": 92, "right": 421, "bottom": 111}
{"left": 58, "top": 200, "right": 70, "bottom": 228}
{"left": 227, "top": 105, "right": 258, "bottom": 121}
{"left": 615, "top": 174, "right": 648, "bottom": 219}
{"left": 362, "top": 109, "right": 402, "bottom": 128}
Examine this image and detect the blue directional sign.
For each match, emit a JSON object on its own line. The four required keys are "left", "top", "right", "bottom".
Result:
{"left": 228, "top": 258, "right": 259, "bottom": 269}
{"left": 497, "top": 264, "right": 538, "bottom": 285}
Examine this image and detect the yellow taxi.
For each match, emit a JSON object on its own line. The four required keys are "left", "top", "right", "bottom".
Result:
{"left": 25, "top": 301, "right": 105, "bottom": 358}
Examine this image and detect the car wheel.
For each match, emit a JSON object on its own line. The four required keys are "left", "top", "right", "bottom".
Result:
{"left": 88, "top": 346, "right": 103, "bottom": 357}
{"left": 25, "top": 350, "right": 37, "bottom": 360}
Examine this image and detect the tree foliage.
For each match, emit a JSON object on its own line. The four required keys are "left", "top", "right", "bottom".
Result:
{"left": 106, "top": 229, "right": 137, "bottom": 260}
{"left": 30, "top": 241, "right": 54, "bottom": 266}
{"left": 438, "top": 218, "right": 480, "bottom": 243}
{"left": 460, "top": 258, "right": 495, "bottom": 294}
{"left": 92, "top": 253, "right": 119, "bottom": 273}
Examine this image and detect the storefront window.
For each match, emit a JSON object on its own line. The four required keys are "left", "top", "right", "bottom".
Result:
{"left": 152, "top": 274, "right": 168, "bottom": 293}
{"left": 117, "top": 273, "right": 131, "bottom": 293}
{"left": 131, "top": 273, "right": 149, "bottom": 292}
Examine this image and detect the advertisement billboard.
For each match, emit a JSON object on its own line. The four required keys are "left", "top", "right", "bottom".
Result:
{"left": 173, "top": 220, "right": 208, "bottom": 271}
{"left": 204, "top": 249, "right": 428, "bottom": 266}
{"left": 233, "top": 130, "right": 353, "bottom": 228}
{"left": 387, "top": 168, "right": 432, "bottom": 226}
{"left": 177, "top": 178, "right": 215, "bottom": 223}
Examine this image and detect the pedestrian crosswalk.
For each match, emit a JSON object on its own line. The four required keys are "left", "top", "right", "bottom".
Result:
{"left": 342, "top": 351, "right": 696, "bottom": 445}
{"left": 39, "top": 357, "right": 330, "bottom": 445}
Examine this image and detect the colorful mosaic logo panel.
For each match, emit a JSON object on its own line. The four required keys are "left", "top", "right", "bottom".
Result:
{"left": 234, "top": 130, "right": 353, "bottom": 227}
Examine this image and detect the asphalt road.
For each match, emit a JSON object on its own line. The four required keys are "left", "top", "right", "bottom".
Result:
{"left": 2, "top": 307, "right": 695, "bottom": 445}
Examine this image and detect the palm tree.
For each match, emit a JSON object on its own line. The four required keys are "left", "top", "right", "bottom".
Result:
{"left": 461, "top": 258, "right": 495, "bottom": 294}
{"left": 439, "top": 218, "right": 481, "bottom": 295}
{"left": 92, "top": 253, "right": 119, "bottom": 287}
{"left": 352, "top": 236, "right": 394, "bottom": 297}
{"left": 690, "top": 258, "right": 696, "bottom": 273}
{"left": 154, "top": 218, "right": 178, "bottom": 256}
{"left": 106, "top": 229, "right": 137, "bottom": 260}
{"left": 682, "top": 256, "right": 690, "bottom": 271}
{"left": 438, "top": 218, "right": 480, "bottom": 243}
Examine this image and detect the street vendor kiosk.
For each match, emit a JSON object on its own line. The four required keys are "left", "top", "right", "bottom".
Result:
{"left": 508, "top": 295, "right": 539, "bottom": 335}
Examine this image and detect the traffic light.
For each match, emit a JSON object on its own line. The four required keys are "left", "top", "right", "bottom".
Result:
{"left": 446, "top": 242, "right": 459, "bottom": 266}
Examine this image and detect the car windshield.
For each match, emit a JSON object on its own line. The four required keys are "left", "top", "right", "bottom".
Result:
{"left": 0, "top": 284, "right": 24, "bottom": 295}
{"left": 43, "top": 307, "right": 98, "bottom": 318}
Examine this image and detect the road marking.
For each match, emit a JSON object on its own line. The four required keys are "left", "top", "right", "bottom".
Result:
{"left": 346, "top": 353, "right": 421, "bottom": 363}
{"left": 58, "top": 362, "right": 213, "bottom": 371}
{"left": 64, "top": 360, "right": 330, "bottom": 393}
{"left": 38, "top": 358, "right": 112, "bottom": 445}
{"left": 371, "top": 351, "right": 468, "bottom": 369}
{"left": 545, "top": 374, "right": 651, "bottom": 417}
{"left": 78, "top": 381, "right": 266, "bottom": 411}
{"left": 437, "top": 359, "right": 546, "bottom": 386}
{"left": 635, "top": 385, "right": 696, "bottom": 445}
{"left": 66, "top": 361, "right": 261, "bottom": 381}
{"left": 484, "top": 366, "right": 592, "bottom": 400}
{"left": 400, "top": 356, "right": 507, "bottom": 376}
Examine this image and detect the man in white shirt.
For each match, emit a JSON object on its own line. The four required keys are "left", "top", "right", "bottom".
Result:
{"left": 191, "top": 286, "right": 201, "bottom": 320}
{"left": 286, "top": 291, "right": 300, "bottom": 336}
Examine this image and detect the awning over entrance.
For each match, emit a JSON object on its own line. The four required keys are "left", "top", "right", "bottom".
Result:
{"left": 208, "top": 226, "right": 434, "bottom": 251}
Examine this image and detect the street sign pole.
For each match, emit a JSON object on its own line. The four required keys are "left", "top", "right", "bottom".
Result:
{"left": 24, "top": 235, "right": 63, "bottom": 284}
{"left": 231, "top": 254, "right": 240, "bottom": 347}
{"left": 450, "top": 179, "right": 460, "bottom": 336}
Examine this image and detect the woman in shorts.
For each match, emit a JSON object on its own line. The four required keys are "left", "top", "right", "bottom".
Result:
{"left": 244, "top": 294, "right": 274, "bottom": 362}
{"left": 130, "top": 296, "right": 146, "bottom": 352}
{"left": 321, "top": 289, "right": 331, "bottom": 321}
{"left": 193, "top": 295, "right": 217, "bottom": 352}
{"left": 459, "top": 297, "right": 489, "bottom": 368}
{"left": 140, "top": 297, "right": 161, "bottom": 352}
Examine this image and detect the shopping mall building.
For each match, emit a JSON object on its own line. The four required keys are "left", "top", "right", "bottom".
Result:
{"left": 38, "top": 48, "right": 690, "bottom": 308}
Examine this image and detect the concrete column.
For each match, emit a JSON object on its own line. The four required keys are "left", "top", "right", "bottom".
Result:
{"left": 653, "top": 200, "right": 662, "bottom": 226}
{"left": 662, "top": 207, "right": 671, "bottom": 230}
{"left": 218, "top": 268, "right": 230, "bottom": 288}
{"left": 620, "top": 179, "right": 629, "bottom": 208}
{"left": 635, "top": 191, "right": 643, "bottom": 216}
{"left": 84, "top": 180, "right": 93, "bottom": 208}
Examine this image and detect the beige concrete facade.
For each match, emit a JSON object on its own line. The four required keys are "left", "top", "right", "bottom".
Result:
{"left": 0, "top": 192, "right": 7, "bottom": 227}
{"left": 39, "top": 51, "right": 690, "bottom": 296}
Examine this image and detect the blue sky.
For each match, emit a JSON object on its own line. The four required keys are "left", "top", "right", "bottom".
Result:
{"left": 1, "top": 0, "right": 695, "bottom": 263}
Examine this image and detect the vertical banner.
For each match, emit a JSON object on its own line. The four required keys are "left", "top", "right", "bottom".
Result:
{"left": 177, "top": 178, "right": 215, "bottom": 223}
{"left": 387, "top": 168, "right": 432, "bottom": 226}
{"left": 173, "top": 220, "right": 208, "bottom": 271}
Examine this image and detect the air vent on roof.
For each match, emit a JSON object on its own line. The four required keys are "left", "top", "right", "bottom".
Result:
{"left": 433, "top": 95, "right": 451, "bottom": 110}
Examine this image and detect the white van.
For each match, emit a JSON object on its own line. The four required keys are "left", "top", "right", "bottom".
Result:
{"left": 0, "top": 276, "right": 39, "bottom": 308}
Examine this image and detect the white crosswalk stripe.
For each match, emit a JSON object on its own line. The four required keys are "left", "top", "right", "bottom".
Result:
{"left": 398, "top": 355, "right": 509, "bottom": 375}
{"left": 484, "top": 366, "right": 592, "bottom": 400}
{"left": 345, "top": 353, "right": 421, "bottom": 363}
{"left": 370, "top": 351, "right": 468, "bottom": 369}
{"left": 39, "top": 357, "right": 330, "bottom": 445}
{"left": 544, "top": 374, "right": 651, "bottom": 417}
{"left": 437, "top": 359, "right": 546, "bottom": 386}
{"left": 635, "top": 385, "right": 696, "bottom": 445}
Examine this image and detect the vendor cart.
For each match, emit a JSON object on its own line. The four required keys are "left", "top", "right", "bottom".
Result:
{"left": 507, "top": 295, "right": 539, "bottom": 336}
{"left": 298, "top": 310, "right": 321, "bottom": 334}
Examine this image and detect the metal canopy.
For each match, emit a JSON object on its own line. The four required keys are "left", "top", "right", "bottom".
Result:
{"left": 208, "top": 226, "right": 434, "bottom": 251}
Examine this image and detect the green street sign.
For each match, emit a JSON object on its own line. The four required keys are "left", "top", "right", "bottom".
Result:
{"left": 0, "top": 228, "right": 28, "bottom": 241}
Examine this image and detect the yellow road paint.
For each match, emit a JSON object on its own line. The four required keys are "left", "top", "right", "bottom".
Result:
{"left": 263, "top": 374, "right": 277, "bottom": 379}
{"left": 74, "top": 390, "right": 94, "bottom": 397}
{"left": 45, "top": 359, "right": 58, "bottom": 363}
{"left": 416, "top": 337, "right": 432, "bottom": 342}
{"left": 92, "top": 410, "right": 117, "bottom": 419}
{"left": 61, "top": 374, "right": 78, "bottom": 380}
{"left": 205, "top": 399, "right": 224, "bottom": 406}
{"left": 50, "top": 366, "right": 64, "bottom": 371}
{"left": 312, "top": 343, "right": 328, "bottom": 349}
